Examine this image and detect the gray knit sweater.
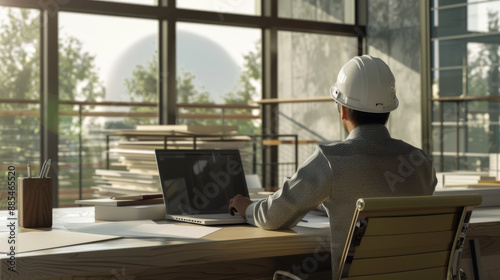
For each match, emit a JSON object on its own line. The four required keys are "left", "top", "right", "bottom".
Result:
{"left": 246, "top": 124, "right": 437, "bottom": 278}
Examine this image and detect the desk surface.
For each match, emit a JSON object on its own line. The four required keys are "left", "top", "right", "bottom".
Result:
{"left": 1, "top": 207, "right": 498, "bottom": 280}
{"left": 0, "top": 207, "right": 332, "bottom": 280}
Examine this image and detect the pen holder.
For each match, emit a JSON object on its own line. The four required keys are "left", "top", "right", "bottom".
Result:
{"left": 18, "top": 177, "right": 53, "bottom": 228}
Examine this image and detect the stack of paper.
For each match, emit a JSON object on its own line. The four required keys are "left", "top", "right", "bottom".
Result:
{"left": 64, "top": 220, "right": 221, "bottom": 239}
{"left": 490, "top": 154, "right": 500, "bottom": 179}
{"left": 442, "top": 172, "right": 496, "bottom": 187}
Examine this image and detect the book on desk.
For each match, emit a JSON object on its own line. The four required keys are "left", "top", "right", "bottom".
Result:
{"left": 94, "top": 204, "right": 166, "bottom": 221}
{"left": 75, "top": 194, "right": 166, "bottom": 221}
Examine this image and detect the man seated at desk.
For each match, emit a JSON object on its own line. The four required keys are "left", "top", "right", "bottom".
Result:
{"left": 228, "top": 55, "right": 438, "bottom": 277}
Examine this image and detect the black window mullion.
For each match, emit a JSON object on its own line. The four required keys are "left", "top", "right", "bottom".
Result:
{"left": 41, "top": 9, "right": 59, "bottom": 207}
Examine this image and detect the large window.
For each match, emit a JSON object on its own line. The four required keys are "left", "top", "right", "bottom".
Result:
{"left": 57, "top": 12, "right": 158, "bottom": 205}
{"left": 0, "top": 0, "right": 362, "bottom": 206}
{"left": 431, "top": 0, "right": 500, "bottom": 172}
{"left": 0, "top": 7, "right": 40, "bottom": 186}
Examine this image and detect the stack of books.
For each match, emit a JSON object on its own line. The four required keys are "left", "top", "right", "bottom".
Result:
{"left": 75, "top": 194, "right": 165, "bottom": 221}
{"left": 93, "top": 169, "right": 161, "bottom": 195}
{"left": 93, "top": 125, "right": 253, "bottom": 196}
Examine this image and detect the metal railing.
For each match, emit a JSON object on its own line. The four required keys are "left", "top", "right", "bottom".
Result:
{"left": 0, "top": 99, "right": 261, "bottom": 206}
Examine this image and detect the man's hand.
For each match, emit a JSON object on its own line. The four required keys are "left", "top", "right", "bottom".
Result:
{"left": 228, "top": 194, "right": 253, "bottom": 219}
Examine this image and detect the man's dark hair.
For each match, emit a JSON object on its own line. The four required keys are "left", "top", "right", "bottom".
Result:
{"left": 345, "top": 107, "right": 390, "bottom": 125}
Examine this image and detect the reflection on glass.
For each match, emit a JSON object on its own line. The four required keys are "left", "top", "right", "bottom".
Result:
{"left": 0, "top": 7, "right": 41, "bottom": 198}
{"left": 58, "top": 13, "right": 158, "bottom": 206}
{"left": 176, "top": 22, "right": 261, "bottom": 134}
{"left": 433, "top": 1, "right": 500, "bottom": 37}
{"left": 433, "top": 39, "right": 500, "bottom": 98}
{"left": 177, "top": 0, "right": 260, "bottom": 16}
{"left": 278, "top": 0, "right": 354, "bottom": 24}
{"left": 431, "top": 101, "right": 500, "bottom": 171}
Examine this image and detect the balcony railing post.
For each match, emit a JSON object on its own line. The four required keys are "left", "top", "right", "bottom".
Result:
{"left": 221, "top": 107, "right": 225, "bottom": 131}
{"left": 79, "top": 104, "right": 83, "bottom": 200}
{"left": 106, "top": 134, "right": 110, "bottom": 169}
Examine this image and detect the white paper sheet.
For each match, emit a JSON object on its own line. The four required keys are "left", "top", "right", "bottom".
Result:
{"left": 65, "top": 220, "right": 220, "bottom": 239}
{"left": 296, "top": 212, "right": 330, "bottom": 229}
{"left": 65, "top": 220, "right": 157, "bottom": 237}
{"left": 126, "top": 224, "right": 221, "bottom": 239}
{"left": 0, "top": 231, "right": 120, "bottom": 253}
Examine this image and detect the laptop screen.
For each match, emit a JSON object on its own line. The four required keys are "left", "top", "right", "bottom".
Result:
{"left": 155, "top": 149, "right": 249, "bottom": 215}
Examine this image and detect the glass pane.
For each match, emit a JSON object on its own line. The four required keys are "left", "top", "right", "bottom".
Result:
{"left": 434, "top": 1, "right": 500, "bottom": 37}
{"left": 433, "top": 39, "right": 500, "bottom": 96}
{"left": 59, "top": 13, "right": 158, "bottom": 206}
{"left": 432, "top": 1, "right": 500, "bottom": 172}
{"left": 277, "top": 31, "right": 357, "bottom": 180}
{"left": 435, "top": 69, "right": 463, "bottom": 97}
{"left": 468, "top": 65, "right": 500, "bottom": 97}
{"left": 434, "top": 39, "right": 467, "bottom": 68}
{"left": 176, "top": 22, "right": 261, "bottom": 135}
{"left": 278, "top": 0, "right": 355, "bottom": 24}
{"left": 177, "top": 0, "right": 260, "bottom": 16}
{"left": 0, "top": 7, "right": 41, "bottom": 208}
{"left": 431, "top": 100, "right": 500, "bottom": 172}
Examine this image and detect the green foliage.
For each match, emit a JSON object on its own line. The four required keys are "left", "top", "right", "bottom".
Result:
{"left": 125, "top": 53, "right": 157, "bottom": 103}
{"left": 59, "top": 36, "right": 105, "bottom": 102}
{"left": 0, "top": 9, "right": 39, "bottom": 102}
{"left": 176, "top": 69, "right": 220, "bottom": 126}
{"left": 0, "top": 8, "right": 105, "bottom": 193}
{"left": 222, "top": 41, "right": 261, "bottom": 134}
{"left": 0, "top": 9, "right": 41, "bottom": 168}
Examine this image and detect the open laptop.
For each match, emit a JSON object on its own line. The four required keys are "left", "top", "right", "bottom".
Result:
{"left": 155, "top": 149, "right": 249, "bottom": 225}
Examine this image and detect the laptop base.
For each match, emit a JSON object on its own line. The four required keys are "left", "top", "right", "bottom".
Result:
{"left": 166, "top": 214, "right": 247, "bottom": 225}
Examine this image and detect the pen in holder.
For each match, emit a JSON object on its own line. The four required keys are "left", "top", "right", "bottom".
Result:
{"left": 18, "top": 177, "right": 53, "bottom": 228}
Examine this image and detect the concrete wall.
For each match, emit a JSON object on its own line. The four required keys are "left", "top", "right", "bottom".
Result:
{"left": 366, "top": 0, "right": 423, "bottom": 148}
{"left": 277, "top": 1, "right": 358, "bottom": 170}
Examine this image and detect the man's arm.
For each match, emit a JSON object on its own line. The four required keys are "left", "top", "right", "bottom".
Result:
{"left": 229, "top": 146, "right": 333, "bottom": 230}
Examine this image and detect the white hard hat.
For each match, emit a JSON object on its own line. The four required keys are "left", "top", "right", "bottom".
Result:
{"left": 330, "top": 55, "right": 398, "bottom": 113}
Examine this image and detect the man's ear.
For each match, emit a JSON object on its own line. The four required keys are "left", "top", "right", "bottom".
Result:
{"left": 341, "top": 105, "right": 347, "bottom": 120}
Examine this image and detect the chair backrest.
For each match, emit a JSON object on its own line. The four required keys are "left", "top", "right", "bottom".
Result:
{"left": 337, "top": 194, "right": 482, "bottom": 280}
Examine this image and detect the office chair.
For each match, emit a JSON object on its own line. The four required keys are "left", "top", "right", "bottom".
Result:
{"left": 338, "top": 194, "right": 481, "bottom": 279}
{"left": 273, "top": 194, "right": 482, "bottom": 280}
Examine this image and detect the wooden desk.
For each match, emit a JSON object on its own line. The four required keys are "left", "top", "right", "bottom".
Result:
{"left": 0, "top": 208, "right": 331, "bottom": 280}
{"left": 461, "top": 207, "right": 500, "bottom": 280}
{"left": 3, "top": 206, "right": 498, "bottom": 280}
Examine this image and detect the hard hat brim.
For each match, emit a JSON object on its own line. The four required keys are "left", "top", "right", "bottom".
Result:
{"left": 329, "top": 84, "right": 399, "bottom": 113}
